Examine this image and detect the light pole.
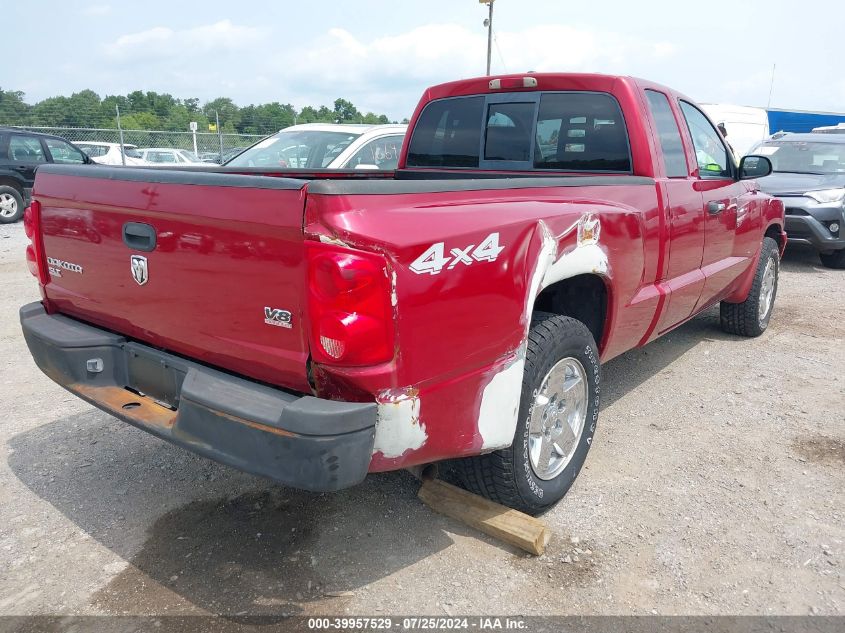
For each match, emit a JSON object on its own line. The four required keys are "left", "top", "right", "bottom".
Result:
{"left": 480, "top": 0, "right": 495, "bottom": 75}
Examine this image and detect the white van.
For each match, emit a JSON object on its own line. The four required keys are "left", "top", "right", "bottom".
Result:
{"left": 700, "top": 104, "right": 770, "bottom": 158}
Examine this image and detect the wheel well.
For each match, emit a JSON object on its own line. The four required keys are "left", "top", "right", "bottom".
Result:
{"left": 765, "top": 223, "right": 784, "bottom": 251}
{"left": 0, "top": 177, "right": 24, "bottom": 194}
{"left": 534, "top": 274, "right": 608, "bottom": 347}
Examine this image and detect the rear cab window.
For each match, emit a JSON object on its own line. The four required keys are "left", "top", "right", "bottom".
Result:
{"left": 406, "top": 91, "right": 631, "bottom": 172}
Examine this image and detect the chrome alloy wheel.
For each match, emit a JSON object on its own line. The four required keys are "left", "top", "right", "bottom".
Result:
{"left": 528, "top": 357, "right": 588, "bottom": 481}
{"left": 0, "top": 193, "right": 18, "bottom": 219}
{"left": 758, "top": 256, "right": 776, "bottom": 324}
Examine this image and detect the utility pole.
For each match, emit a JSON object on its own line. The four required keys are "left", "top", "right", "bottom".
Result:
{"left": 481, "top": 0, "right": 495, "bottom": 75}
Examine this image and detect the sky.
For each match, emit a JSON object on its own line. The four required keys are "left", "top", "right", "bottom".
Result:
{"left": 5, "top": 0, "right": 844, "bottom": 121}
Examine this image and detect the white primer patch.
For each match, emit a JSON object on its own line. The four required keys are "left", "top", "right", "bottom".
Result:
{"left": 541, "top": 214, "right": 608, "bottom": 289}
{"left": 522, "top": 220, "right": 557, "bottom": 333}
{"left": 477, "top": 213, "right": 606, "bottom": 451}
{"left": 318, "top": 234, "right": 351, "bottom": 248}
{"left": 373, "top": 389, "right": 427, "bottom": 458}
{"left": 478, "top": 353, "right": 526, "bottom": 450}
{"left": 390, "top": 269, "right": 398, "bottom": 307}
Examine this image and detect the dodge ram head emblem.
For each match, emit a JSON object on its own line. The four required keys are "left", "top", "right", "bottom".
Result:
{"left": 130, "top": 255, "right": 148, "bottom": 286}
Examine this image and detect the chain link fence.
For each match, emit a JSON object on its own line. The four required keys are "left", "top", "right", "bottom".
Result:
{"left": 7, "top": 126, "right": 268, "bottom": 163}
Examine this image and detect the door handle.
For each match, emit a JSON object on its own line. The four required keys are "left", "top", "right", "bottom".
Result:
{"left": 122, "top": 222, "right": 157, "bottom": 252}
{"left": 707, "top": 201, "right": 726, "bottom": 214}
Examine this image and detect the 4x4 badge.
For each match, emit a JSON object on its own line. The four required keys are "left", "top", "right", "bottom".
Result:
{"left": 130, "top": 255, "right": 148, "bottom": 286}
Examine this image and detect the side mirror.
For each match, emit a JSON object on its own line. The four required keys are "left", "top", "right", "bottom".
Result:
{"left": 739, "top": 155, "right": 772, "bottom": 180}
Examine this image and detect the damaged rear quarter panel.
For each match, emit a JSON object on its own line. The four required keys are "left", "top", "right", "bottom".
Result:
{"left": 304, "top": 184, "right": 657, "bottom": 470}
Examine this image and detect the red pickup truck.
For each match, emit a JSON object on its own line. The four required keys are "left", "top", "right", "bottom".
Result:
{"left": 21, "top": 73, "right": 785, "bottom": 514}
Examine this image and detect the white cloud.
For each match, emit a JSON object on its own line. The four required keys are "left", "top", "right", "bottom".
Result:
{"left": 83, "top": 4, "right": 111, "bottom": 16}
{"left": 103, "top": 19, "right": 267, "bottom": 62}
{"left": 274, "top": 23, "right": 684, "bottom": 118}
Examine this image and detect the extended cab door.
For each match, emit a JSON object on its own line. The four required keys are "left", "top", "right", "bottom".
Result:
{"left": 643, "top": 89, "right": 706, "bottom": 333}
{"left": 678, "top": 101, "right": 753, "bottom": 310}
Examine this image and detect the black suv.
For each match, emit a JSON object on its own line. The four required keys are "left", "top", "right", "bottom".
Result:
{"left": 0, "top": 128, "right": 92, "bottom": 223}
{"left": 752, "top": 133, "right": 845, "bottom": 268}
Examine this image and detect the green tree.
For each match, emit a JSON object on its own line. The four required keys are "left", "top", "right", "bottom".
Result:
{"left": 118, "top": 112, "right": 159, "bottom": 130}
{"left": 333, "top": 98, "right": 360, "bottom": 123}
{"left": 239, "top": 102, "right": 296, "bottom": 134}
{"left": 203, "top": 97, "right": 240, "bottom": 129}
{"left": 361, "top": 112, "right": 389, "bottom": 124}
{"left": 0, "top": 88, "right": 394, "bottom": 133}
{"left": 0, "top": 88, "right": 30, "bottom": 124}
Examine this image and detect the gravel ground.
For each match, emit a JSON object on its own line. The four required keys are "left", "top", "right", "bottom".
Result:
{"left": 0, "top": 220, "right": 842, "bottom": 617}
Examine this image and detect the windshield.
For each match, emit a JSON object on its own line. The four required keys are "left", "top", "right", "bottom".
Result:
{"left": 226, "top": 130, "right": 362, "bottom": 168}
{"left": 754, "top": 139, "right": 845, "bottom": 174}
{"left": 177, "top": 150, "right": 199, "bottom": 162}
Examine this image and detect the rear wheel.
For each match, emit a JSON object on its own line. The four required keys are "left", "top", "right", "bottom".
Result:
{"left": 720, "top": 237, "right": 780, "bottom": 337}
{"left": 819, "top": 249, "right": 845, "bottom": 269}
{"left": 0, "top": 186, "right": 24, "bottom": 224}
{"left": 457, "top": 313, "right": 600, "bottom": 515}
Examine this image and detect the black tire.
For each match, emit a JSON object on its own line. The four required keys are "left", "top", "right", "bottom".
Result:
{"left": 0, "top": 186, "right": 25, "bottom": 224}
{"left": 819, "top": 249, "right": 845, "bottom": 269}
{"left": 720, "top": 237, "right": 780, "bottom": 337}
{"left": 456, "top": 312, "right": 600, "bottom": 515}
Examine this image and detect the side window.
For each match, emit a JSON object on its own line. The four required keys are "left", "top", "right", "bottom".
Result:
{"left": 533, "top": 93, "right": 631, "bottom": 171}
{"left": 44, "top": 138, "right": 86, "bottom": 164}
{"left": 680, "top": 101, "right": 730, "bottom": 178}
{"left": 345, "top": 134, "right": 405, "bottom": 170}
{"left": 80, "top": 145, "right": 105, "bottom": 158}
{"left": 9, "top": 135, "right": 47, "bottom": 163}
{"left": 148, "top": 152, "right": 176, "bottom": 163}
{"left": 644, "top": 90, "right": 688, "bottom": 178}
{"left": 484, "top": 102, "right": 533, "bottom": 161}
{"left": 406, "top": 96, "right": 484, "bottom": 168}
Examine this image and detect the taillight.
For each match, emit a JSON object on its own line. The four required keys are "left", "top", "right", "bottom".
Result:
{"left": 23, "top": 205, "right": 35, "bottom": 239}
{"left": 24, "top": 201, "right": 49, "bottom": 285}
{"left": 306, "top": 242, "right": 395, "bottom": 366}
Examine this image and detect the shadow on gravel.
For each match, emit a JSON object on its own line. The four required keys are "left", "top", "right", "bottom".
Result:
{"left": 601, "top": 305, "right": 726, "bottom": 409}
{"left": 8, "top": 412, "right": 480, "bottom": 616}
{"left": 780, "top": 243, "right": 828, "bottom": 273}
{"left": 601, "top": 242, "right": 824, "bottom": 410}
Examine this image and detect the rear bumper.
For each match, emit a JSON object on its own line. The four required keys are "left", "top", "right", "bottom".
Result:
{"left": 20, "top": 302, "right": 376, "bottom": 492}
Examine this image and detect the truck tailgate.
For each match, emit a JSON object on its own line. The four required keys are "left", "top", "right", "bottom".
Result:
{"left": 34, "top": 165, "right": 313, "bottom": 393}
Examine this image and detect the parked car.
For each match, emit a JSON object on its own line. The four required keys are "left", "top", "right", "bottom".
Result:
{"left": 226, "top": 124, "right": 407, "bottom": 170}
{"left": 221, "top": 147, "right": 248, "bottom": 163}
{"left": 0, "top": 127, "right": 92, "bottom": 223}
{"left": 750, "top": 133, "right": 845, "bottom": 268}
{"left": 138, "top": 148, "right": 206, "bottom": 166}
{"left": 74, "top": 142, "right": 149, "bottom": 166}
{"left": 21, "top": 73, "right": 783, "bottom": 513}
{"left": 198, "top": 151, "right": 222, "bottom": 163}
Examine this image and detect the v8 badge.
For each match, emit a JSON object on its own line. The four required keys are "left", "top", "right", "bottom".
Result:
{"left": 264, "top": 307, "right": 292, "bottom": 328}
